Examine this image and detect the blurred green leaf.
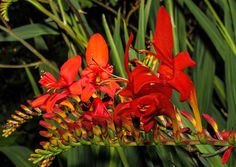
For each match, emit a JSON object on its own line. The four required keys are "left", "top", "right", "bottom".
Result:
{"left": 0, "top": 23, "right": 59, "bottom": 41}
{"left": 0, "top": 146, "right": 35, "bottom": 167}
{"left": 183, "top": 0, "right": 227, "bottom": 60}
{"left": 25, "top": 66, "right": 41, "bottom": 96}
{"left": 102, "top": 14, "right": 126, "bottom": 77}
{"left": 66, "top": 147, "right": 79, "bottom": 167}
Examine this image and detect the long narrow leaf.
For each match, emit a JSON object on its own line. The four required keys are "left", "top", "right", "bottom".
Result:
{"left": 0, "top": 23, "right": 59, "bottom": 41}
{"left": 0, "top": 146, "right": 35, "bottom": 167}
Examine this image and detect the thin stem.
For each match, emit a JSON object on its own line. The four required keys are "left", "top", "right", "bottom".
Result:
{"left": 0, "top": 61, "right": 42, "bottom": 68}
{"left": 91, "top": 0, "right": 117, "bottom": 15}
{"left": 115, "top": 147, "right": 129, "bottom": 167}
{"left": 166, "top": 0, "right": 179, "bottom": 54}
{"left": 125, "top": 1, "right": 140, "bottom": 24}
{"left": 57, "top": 0, "right": 67, "bottom": 25}
{"left": 0, "top": 25, "right": 59, "bottom": 73}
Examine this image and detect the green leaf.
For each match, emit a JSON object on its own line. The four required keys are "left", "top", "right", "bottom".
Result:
{"left": 102, "top": 14, "right": 126, "bottom": 77}
{"left": 183, "top": 0, "right": 227, "bottom": 60}
{"left": 0, "top": 146, "right": 35, "bottom": 167}
{"left": 66, "top": 147, "right": 79, "bottom": 167}
{"left": 193, "top": 37, "right": 215, "bottom": 114}
{"left": 0, "top": 23, "right": 59, "bottom": 41}
{"left": 25, "top": 66, "right": 41, "bottom": 96}
{"left": 113, "top": 9, "right": 124, "bottom": 63}
{"left": 135, "top": 0, "right": 145, "bottom": 58}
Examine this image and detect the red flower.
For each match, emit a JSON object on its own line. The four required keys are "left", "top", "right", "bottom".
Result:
{"left": 153, "top": 6, "right": 196, "bottom": 102}
{"left": 131, "top": 93, "right": 178, "bottom": 132}
{"left": 82, "top": 98, "right": 112, "bottom": 130}
{"left": 121, "top": 33, "right": 172, "bottom": 99}
{"left": 115, "top": 34, "right": 179, "bottom": 133}
{"left": 31, "top": 56, "right": 81, "bottom": 113}
{"left": 114, "top": 93, "right": 179, "bottom": 133}
{"left": 153, "top": 6, "right": 203, "bottom": 132}
{"left": 71, "top": 33, "right": 120, "bottom": 101}
{"left": 39, "top": 56, "right": 81, "bottom": 90}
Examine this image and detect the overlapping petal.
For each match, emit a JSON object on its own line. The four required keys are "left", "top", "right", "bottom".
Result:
{"left": 86, "top": 33, "right": 108, "bottom": 67}
{"left": 153, "top": 6, "right": 173, "bottom": 66}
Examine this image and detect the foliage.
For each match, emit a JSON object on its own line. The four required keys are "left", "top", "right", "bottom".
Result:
{"left": 0, "top": 0, "right": 235, "bottom": 167}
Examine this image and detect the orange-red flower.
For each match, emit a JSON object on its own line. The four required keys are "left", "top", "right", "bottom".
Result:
{"left": 153, "top": 6, "right": 196, "bottom": 102}
{"left": 70, "top": 33, "right": 120, "bottom": 101}
{"left": 81, "top": 98, "right": 112, "bottom": 130}
{"left": 153, "top": 6, "right": 203, "bottom": 132}
{"left": 115, "top": 33, "right": 179, "bottom": 133}
{"left": 31, "top": 56, "right": 82, "bottom": 113}
{"left": 39, "top": 56, "right": 81, "bottom": 90}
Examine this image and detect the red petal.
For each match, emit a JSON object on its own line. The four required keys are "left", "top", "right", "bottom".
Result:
{"left": 86, "top": 33, "right": 108, "bottom": 67}
{"left": 143, "top": 120, "right": 156, "bottom": 133}
{"left": 114, "top": 102, "right": 133, "bottom": 126}
{"left": 46, "top": 91, "right": 68, "bottom": 113}
{"left": 174, "top": 52, "right": 196, "bottom": 70}
{"left": 60, "top": 56, "right": 81, "bottom": 85}
{"left": 153, "top": 6, "right": 173, "bottom": 65}
{"left": 69, "top": 80, "right": 82, "bottom": 95}
{"left": 31, "top": 94, "right": 50, "bottom": 108}
{"left": 202, "top": 114, "right": 218, "bottom": 133}
{"left": 93, "top": 98, "right": 111, "bottom": 118}
{"left": 124, "top": 33, "right": 134, "bottom": 76}
{"left": 99, "top": 81, "right": 120, "bottom": 98}
{"left": 222, "top": 146, "right": 234, "bottom": 164}
{"left": 81, "top": 84, "right": 96, "bottom": 102}
{"left": 39, "top": 72, "right": 60, "bottom": 89}
{"left": 132, "top": 66, "right": 160, "bottom": 95}
{"left": 168, "top": 71, "right": 194, "bottom": 101}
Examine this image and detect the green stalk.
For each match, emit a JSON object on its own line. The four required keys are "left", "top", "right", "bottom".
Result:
{"left": 115, "top": 147, "right": 129, "bottom": 167}
{"left": 57, "top": 0, "right": 67, "bottom": 25}
{"left": 0, "top": 61, "right": 42, "bottom": 68}
{"left": 0, "top": 25, "right": 59, "bottom": 73}
{"left": 166, "top": 0, "right": 179, "bottom": 54}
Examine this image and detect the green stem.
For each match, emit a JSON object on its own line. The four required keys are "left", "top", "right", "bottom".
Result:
{"left": 166, "top": 0, "right": 179, "bottom": 54}
{"left": 109, "top": 147, "right": 117, "bottom": 167}
{"left": 57, "top": 0, "right": 67, "bottom": 25}
{"left": 0, "top": 61, "right": 42, "bottom": 68}
{"left": 115, "top": 147, "right": 129, "bottom": 167}
{"left": 91, "top": 0, "right": 117, "bottom": 15}
{"left": 0, "top": 25, "right": 59, "bottom": 73}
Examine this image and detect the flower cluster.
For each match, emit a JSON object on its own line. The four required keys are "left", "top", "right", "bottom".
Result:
{"left": 2, "top": 6, "right": 235, "bottom": 167}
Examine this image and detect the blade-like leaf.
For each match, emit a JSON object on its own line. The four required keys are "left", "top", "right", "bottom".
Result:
{"left": 0, "top": 146, "right": 35, "bottom": 167}
{"left": 0, "top": 23, "right": 59, "bottom": 41}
